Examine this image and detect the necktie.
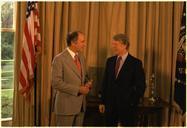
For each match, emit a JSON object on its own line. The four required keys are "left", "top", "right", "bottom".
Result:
{"left": 115, "top": 56, "right": 122, "bottom": 78}
{"left": 74, "top": 55, "right": 82, "bottom": 75}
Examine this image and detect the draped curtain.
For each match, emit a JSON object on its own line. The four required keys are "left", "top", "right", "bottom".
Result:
{"left": 12, "top": 2, "right": 183, "bottom": 126}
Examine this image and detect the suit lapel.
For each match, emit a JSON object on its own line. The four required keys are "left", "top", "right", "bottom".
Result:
{"left": 63, "top": 49, "right": 81, "bottom": 79}
{"left": 112, "top": 56, "right": 118, "bottom": 79}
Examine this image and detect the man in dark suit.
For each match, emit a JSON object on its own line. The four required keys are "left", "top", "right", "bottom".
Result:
{"left": 99, "top": 34, "right": 146, "bottom": 126}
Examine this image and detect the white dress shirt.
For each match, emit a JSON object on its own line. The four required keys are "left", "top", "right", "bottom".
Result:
{"left": 67, "top": 47, "right": 78, "bottom": 59}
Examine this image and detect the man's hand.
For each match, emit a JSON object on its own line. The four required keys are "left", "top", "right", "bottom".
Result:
{"left": 79, "top": 86, "right": 90, "bottom": 95}
{"left": 85, "top": 80, "right": 93, "bottom": 90}
{"left": 99, "top": 104, "right": 105, "bottom": 113}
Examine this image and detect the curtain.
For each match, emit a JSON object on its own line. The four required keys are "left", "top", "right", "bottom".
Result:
{"left": 12, "top": 2, "right": 34, "bottom": 126}
{"left": 13, "top": 2, "right": 183, "bottom": 126}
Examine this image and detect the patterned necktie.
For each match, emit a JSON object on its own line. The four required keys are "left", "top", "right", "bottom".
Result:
{"left": 115, "top": 56, "right": 122, "bottom": 78}
{"left": 74, "top": 55, "right": 82, "bottom": 75}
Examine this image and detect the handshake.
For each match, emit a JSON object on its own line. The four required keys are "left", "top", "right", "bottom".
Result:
{"left": 79, "top": 80, "right": 93, "bottom": 95}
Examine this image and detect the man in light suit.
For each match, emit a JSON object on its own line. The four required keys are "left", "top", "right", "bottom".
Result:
{"left": 99, "top": 34, "right": 146, "bottom": 126}
{"left": 52, "top": 31, "right": 92, "bottom": 126}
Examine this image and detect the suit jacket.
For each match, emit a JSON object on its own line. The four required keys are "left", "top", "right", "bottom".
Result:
{"left": 101, "top": 54, "right": 146, "bottom": 112}
{"left": 51, "top": 49, "right": 87, "bottom": 115}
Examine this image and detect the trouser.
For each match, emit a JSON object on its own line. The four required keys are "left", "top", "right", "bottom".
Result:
{"left": 105, "top": 105, "right": 137, "bottom": 126}
{"left": 55, "top": 112, "right": 85, "bottom": 126}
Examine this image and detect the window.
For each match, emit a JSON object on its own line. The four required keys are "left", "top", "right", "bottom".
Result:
{"left": 1, "top": 2, "right": 16, "bottom": 119}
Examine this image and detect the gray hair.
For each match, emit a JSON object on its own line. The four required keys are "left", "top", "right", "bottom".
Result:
{"left": 113, "top": 34, "right": 129, "bottom": 48}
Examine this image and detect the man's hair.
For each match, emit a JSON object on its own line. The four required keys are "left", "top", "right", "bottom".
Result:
{"left": 113, "top": 34, "right": 130, "bottom": 48}
{"left": 66, "top": 31, "right": 83, "bottom": 46}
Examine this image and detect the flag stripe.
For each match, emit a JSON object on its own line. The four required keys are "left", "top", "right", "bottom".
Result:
{"left": 24, "top": 22, "right": 35, "bottom": 72}
{"left": 19, "top": 72, "right": 27, "bottom": 89}
{"left": 22, "top": 50, "right": 29, "bottom": 75}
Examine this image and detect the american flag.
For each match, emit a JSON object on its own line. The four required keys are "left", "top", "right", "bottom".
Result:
{"left": 19, "top": 2, "right": 41, "bottom": 100}
{"left": 174, "top": 3, "right": 186, "bottom": 113}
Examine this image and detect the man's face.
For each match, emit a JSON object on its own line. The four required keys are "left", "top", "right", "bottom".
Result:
{"left": 74, "top": 33, "right": 86, "bottom": 52}
{"left": 111, "top": 40, "right": 126, "bottom": 55}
